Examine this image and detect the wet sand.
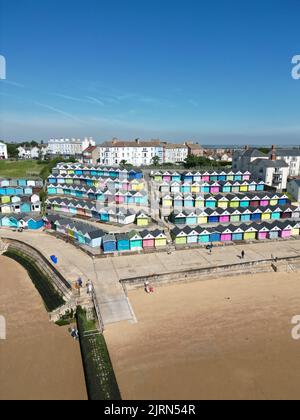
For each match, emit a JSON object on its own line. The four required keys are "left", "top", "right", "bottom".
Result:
{"left": 105, "top": 272, "right": 300, "bottom": 400}
{"left": 0, "top": 256, "right": 87, "bottom": 400}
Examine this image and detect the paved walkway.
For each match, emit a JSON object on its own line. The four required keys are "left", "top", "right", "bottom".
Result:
{"left": 2, "top": 229, "right": 300, "bottom": 326}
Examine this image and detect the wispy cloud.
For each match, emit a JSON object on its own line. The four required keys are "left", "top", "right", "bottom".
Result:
{"left": 1, "top": 80, "right": 26, "bottom": 88}
{"left": 33, "top": 101, "right": 84, "bottom": 124}
{"left": 85, "top": 96, "right": 105, "bottom": 106}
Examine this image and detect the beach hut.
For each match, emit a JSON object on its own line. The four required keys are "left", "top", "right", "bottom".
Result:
{"left": 186, "top": 210, "right": 197, "bottom": 225}
{"left": 205, "top": 196, "right": 217, "bottom": 208}
{"left": 229, "top": 195, "right": 240, "bottom": 208}
{"left": 184, "top": 194, "right": 194, "bottom": 208}
{"left": 153, "top": 230, "right": 167, "bottom": 248}
{"left": 257, "top": 224, "right": 270, "bottom": 240}
{"left": 209, "top": 228, "right": 221, "bottom": 243}
{"left": 261, "top": 207, "right": 272, "bottom": 220}
{"left": 278, "top": 194, "right": 289, "bottom": 206}
{"left": 196, "top": 209, "right": 208, "bottom": 224}
{"left": 172, "top": 227, "right": 187, "bottom": 245}
{"left": 116, "top": 234, "right": 130, "bottom": 252}
{"left": 171, "top": 172, "right": 182, "bottom": 182}
{"left": 128, "top": 231, "right": 143, "bottom": 251}
{"left": 220, "top": 226, "right": 233, "bottom": 242}
{"left": 249, "top": 195, "right": 261, "bottom": 207}
{"left": 282, "top": 206, "right": 293, "bottom": 219}
{"left": 27, "top": 217, "right": 44, "bottom": 230}
{"left": 136, "top": 212, "right": 149, "bottom": 227}
{"left": 240, "top": 208, "right": 252, "bottom": 222}
{"left": 172, "top": 211, "right": 186, "bottom": 225}
{"left": 219, "top": 209, "right": 231, "bottom": 223}
{"left": 240, "top": 195, "right": 250, "bottom": 208}
{"left": 141, "top": 230, "right": 155, "bottom": 248}
{"left": 173, "top": 194, "right": 183, "bottom": 208}
{"left": 170, "top": 181, "right": 181, "bottom": 194}
{"left": 243, "top": 225, "right": 257, "bottom": 241}
{"left": 217, "top": 195, "right": 230, "bottom": 209}
{"left": 207, "top": 209, "right": 219, "bottom": 224}
{"left": 87, "top": 230, "right": 105, "bottom": 248}
{"left": 221, "top": 182, "right": 232, "bottom": 193}
{"left": 292, "top": 222, "right": 300, "bottom": 237}
{"left": 195, "top": 195, "right": 205, "bottom": 208}
{"left": 153, "top": 171, "right": 163, "bottom": 182}
{"left": 231, "top": 226, "right": 244, "bottom": 241}
{"left": 198, "top": 228, "right": 210, "bottom": 243}
{"left": 181, "top": 182, "right": 192, "bottom": 194}
{"left": 191, "top": 182, "right": 201, "bottom": 194}
{"left": 162, "top": 194, "right": 173, "bottom": 208}
{"left": 102, "top": 234, "right": 117, "bottom": 253}
{"left": 251, "top": 208, "right": 262, "bottom": 222}
{"left": 160, "top": 182, "right": 170, "bottom": 194}
{"left": 280, "top": 222, "right": 293, "bottom": 239}
{"left": 218, "top": 171, "right": 227, "bottom": 182}
{"left": 185, "top": 227, "right": 199, "bottom": 244}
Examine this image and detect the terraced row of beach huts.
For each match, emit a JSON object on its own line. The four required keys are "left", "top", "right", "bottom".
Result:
{"left": 0, "top": 214, "right": 44, "bottom": 230}
{"left": 162, "top": 191, "right": 290, "bottom": 209}
{"left": 171, "top": 205, "right": 299, "bottom": 226}
{"left": 46, "top": 164, "right": 150, "bottom": 227}
{"left": 52, "top": 163, "right": 144, "bottom": 180}
{"left": 44, "top": 215, "right": 167, "bottom": 253}
{"left": 47, "top": 184, "right": 148, "bottom": 205}
{"left": 47, "top": 175, "right": 146, "bottom": 191}
{"left": 171, "top": 221, "right": 300, "bottom": 245}
{"left": 46, "top": 198, "right": 150, "bottom": 226}
{"left": 159, "top": 180, "right": 266, "bottom": 195}
{"left": 151, "top": 170, "right": 252, "bottom": 183}
{"left": 0, "top": 178, "right": 43, "bottom": 215}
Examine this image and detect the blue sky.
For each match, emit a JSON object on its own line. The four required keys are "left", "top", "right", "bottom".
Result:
{"left": 0, "top": 0, "right": 300, "bottom": 144}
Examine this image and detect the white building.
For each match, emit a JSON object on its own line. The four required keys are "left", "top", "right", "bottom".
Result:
{"left": 287, "top": 179, "right": 300, "bottom": 202}
{"left": 249, "top": 158, "right": 289, "bottom": 191}
{"left": 0, "top": 142, "right": 8, "bottom": 160}
{"left": 99, "top": 139, "right": 163, "bottom": 166}
{"left": 163, "top": 143, "right": 189, "bottom": 164}
{"left": 232, "top": 147, "right": 269, "bottom": 171}
{"left": 98, "top": 139, "right": 189, "bottom": 166}
{"left": 17, "top": 145, "right": 48, "bottom": 160}
{"left": 268, "top": 147, "right": 300, "bottom": 177}
{"left": 47, "top": 137, "right": 95, "bottom": 157}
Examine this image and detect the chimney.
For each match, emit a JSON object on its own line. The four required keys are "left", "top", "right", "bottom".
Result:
{"left": 135, "top": 138, "right": 140, "bottom": 144}
{"left": 112, "top": 137, "right": 118, "bottom": 145}
{"left": 245, "top": 145, "right": 249, "bottom": 150}
{"left": 270, "top": 145, "right": 276, "bottom": 161}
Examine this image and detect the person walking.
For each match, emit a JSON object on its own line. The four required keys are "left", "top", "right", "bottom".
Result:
{"left": 241, "top": 250, "right": 245, "bottom": 259}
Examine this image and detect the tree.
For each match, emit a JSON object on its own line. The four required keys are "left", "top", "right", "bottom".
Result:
{"left": 151, "top": 156, "right": 160, "bottom": 166}
{"left": 120, "top": 160, "right": 127, "bottom": 166}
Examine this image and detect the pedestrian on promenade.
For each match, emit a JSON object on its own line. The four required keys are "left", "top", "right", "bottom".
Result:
{"left": 241, "top": 250, "right": 245, "bottom": 259}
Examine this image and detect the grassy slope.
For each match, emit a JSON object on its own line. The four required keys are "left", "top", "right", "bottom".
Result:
{"left": 0, "top": 160, "right": 47, "bottom": 178}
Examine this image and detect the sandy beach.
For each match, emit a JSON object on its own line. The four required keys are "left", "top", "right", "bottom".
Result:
{"left": 105, "top": 272, "right": 300, "bottom": 400}
{"left": 0, "top": 256, "right": 87, "bottom": 400}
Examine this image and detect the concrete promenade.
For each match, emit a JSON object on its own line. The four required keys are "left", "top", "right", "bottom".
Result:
{"left": 2, "top": 229, "right": 300, "bottom": 326}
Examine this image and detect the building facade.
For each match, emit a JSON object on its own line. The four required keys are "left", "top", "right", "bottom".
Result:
{"left": 0, "top": 143, "right": 8, "bottom": 160}
{"left": 47, "top": 137, "right": 95, "bottom": 157}
{"left": 82, "top": 145, "right": 100, "bottom": 165}
{"left": 17, "top": 145, "right": 48, "bottom": 160}
{"left": 287, "top": 179, "right": 300, "bottom": 202}
{"left": 163, "top": 143, "right": 189, "bottom": 163}
{"left": 99, "top": 139, "right": 163, "bottom": 166}
{"left": 98, "top": 139, "right": 191, "bottom": 166}
{"left": 268, "top": 147, "right": 300, "bottom": 177}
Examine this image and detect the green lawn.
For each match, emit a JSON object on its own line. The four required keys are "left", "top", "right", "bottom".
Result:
{"left": 0, "top": 160, "right": 47, "bottom": 178}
